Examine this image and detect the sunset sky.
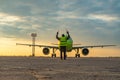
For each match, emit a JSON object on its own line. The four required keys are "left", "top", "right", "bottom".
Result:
{"left": 0, "top": 0, "right": 119, "bottom": 57}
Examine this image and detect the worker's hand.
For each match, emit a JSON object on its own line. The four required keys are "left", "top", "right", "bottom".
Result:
{"left": 66, "top": 31, "right": 69, "bottom": 34}
{"left": 57, "top": 32, "right": 59, "bottom": 34}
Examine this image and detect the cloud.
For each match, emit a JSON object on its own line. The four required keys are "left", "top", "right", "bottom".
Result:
{"left": 88, "top": 14, "right": 119, "bottom": 22}
{"left": 0, "top": 13, "right": 23, "bottom": 26}
{"left": 0, "top": 0, "right": 119, "bottom": 45}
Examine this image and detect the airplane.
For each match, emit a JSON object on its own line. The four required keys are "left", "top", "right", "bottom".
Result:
{"left": 16, "top": 31, "right": 116, "bottom": 58}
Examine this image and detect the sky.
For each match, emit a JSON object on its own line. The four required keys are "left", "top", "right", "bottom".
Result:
{"left": 0, "top": 0, "right": 120, "bottom": 57}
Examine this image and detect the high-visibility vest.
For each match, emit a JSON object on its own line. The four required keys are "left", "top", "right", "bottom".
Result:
{"left": 59, "top": 36, "right": 67, "bottom": 46}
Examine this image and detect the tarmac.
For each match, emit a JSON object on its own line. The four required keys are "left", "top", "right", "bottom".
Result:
{"left": 0, "top": 57, "right": 119, "bottom": 80}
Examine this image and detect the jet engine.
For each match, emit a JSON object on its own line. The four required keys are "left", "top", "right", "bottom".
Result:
{"left": 82, "top": 48, "right": 89, "bottom": 56}
{"left": 43, "top": 48, "right": 50, "bottom": 55}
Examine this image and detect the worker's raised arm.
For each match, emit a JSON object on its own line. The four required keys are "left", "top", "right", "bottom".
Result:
{"left": 56, "top": 31, "right": 60, "bottom": 40}
{"left": 66, "top": 31, "right": 70, "bottom": 39}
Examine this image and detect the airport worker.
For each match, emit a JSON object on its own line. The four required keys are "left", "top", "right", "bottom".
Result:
{"left": 56, "top": 31, "right": 70, "bottom": 60}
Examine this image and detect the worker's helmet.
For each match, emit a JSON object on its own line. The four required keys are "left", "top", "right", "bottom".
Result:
{"left": 62, "top": 34, "right": 65, "bottom": 37}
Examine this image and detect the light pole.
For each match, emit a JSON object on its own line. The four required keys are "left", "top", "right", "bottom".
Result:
{"left": 31, "top": 33, "right": 37, "bottom": 56}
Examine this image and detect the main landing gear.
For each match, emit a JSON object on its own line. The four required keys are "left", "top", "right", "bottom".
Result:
{"left": 75, "top": 49, "right": 80, "bottom": 58}
{"left": 52, "top": 53, "right": 56, "bottom": 58}
{"left": 51, "top": 48, "right": 57, "bottom": 58}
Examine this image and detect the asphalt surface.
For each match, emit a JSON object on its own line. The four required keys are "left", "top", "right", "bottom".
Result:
{"left": 0, "top": 57, "right": 119, "bottom": 80}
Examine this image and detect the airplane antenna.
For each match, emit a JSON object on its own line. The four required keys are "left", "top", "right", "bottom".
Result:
{"left": 31, "top": 33, "right": 37, "bottom": 56}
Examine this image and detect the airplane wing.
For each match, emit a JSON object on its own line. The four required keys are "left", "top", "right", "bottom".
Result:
{"left": 72, "top": 45, "right": 116, "bottom": 49}
{"left": 16, "top": 43, "right": 115, "bottom": 49}
{"left": 16, "top": 43, "right": 59, "bottom": 49}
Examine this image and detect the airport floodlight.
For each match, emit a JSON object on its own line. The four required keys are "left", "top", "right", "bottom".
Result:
{"left": 31, "top": 33, "right": 37, "bottom": 37}
{"left": 31, "top": 33, "right": 37, "bottom": 57}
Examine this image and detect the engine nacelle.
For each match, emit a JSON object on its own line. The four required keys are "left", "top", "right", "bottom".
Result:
{"left": 43, "top": 48, "right": 50, "bottom": 55}
{"left": 82, "top": 48, "right": 89, "bottom": 56}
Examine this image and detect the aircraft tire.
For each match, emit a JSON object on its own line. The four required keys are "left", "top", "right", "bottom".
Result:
{"left": 75, "top": 54, "right": 77, "bottom": 58}
{"left": 75, "top": 54, "right": 80, "bottom": 58}
{"left": 77, "top": 54, "right": 80, "bottom": 57}
{"left": 52, "top": 54, "right": 56, "bottom": 58}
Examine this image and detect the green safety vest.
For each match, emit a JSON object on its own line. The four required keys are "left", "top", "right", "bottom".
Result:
{"left": 59, "top": 36, "right": 67, "bottom": 46}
